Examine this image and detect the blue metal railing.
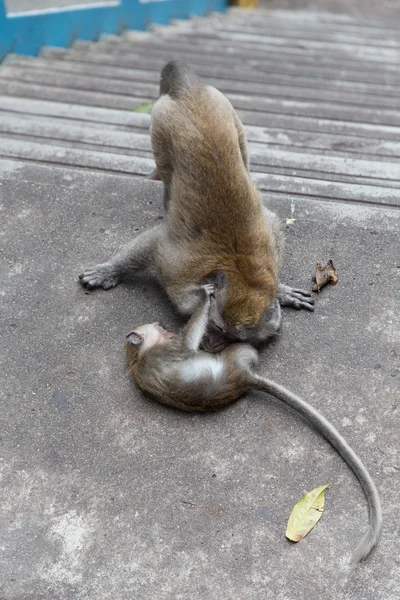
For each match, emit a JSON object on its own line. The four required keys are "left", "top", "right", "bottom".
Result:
{"left": 0, "top": 0, "right": 227, "bottom": 60}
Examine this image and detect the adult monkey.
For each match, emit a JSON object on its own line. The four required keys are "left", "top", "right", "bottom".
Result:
{"left": 80, "top": 61, "right": 314, "bottom": 351}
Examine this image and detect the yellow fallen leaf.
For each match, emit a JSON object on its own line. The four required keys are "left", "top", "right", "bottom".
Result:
{"left": 133, "top": 102, "right": 154, "bottom": 114}
{"left": 285, "top": 218, "right": 297, "bottom": 226}
{"left": 286, "top": 484, "right": 330, "bottom": 542}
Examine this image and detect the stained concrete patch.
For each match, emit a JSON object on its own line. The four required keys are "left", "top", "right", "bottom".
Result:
{"left": 41, "top": 509, "right": 94, "bottom": 587}
{"left": 0, "top": 161, "right": 399, "bottom": 600}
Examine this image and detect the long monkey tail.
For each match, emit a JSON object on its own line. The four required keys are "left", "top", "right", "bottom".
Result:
{"left": 248, "top": 373, "right": 382, "bottom": 565}
{"left": 159, "top": 61, "right": 200, "bottom": 98}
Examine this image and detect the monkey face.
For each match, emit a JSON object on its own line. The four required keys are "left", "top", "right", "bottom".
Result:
{"left": 153, "top": 323, "right": 178, "bottom": 341}
{"left": 201, "top": 273, "right": 282, "bottom": 352}
{"left": 244, "top": 299, "right": 282, "bottom": 345}
{"left": 126, "top": 323, "right": 176, "bottom": 355}
{"left": 202, "top": 299, "right": 282, "bottom": 353}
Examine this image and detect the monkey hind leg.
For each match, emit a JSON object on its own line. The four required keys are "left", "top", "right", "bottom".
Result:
{"left": 277, "top": 282, "right": 315, "bottom": 312}
{"left": 151, "top": 97, "right": 174, "bottom": 174}
{"left": 233, "top": 111, "right": 250, "bottom": 172}
{"left": 229, "top": 344, "right": 259, "bottom": 370}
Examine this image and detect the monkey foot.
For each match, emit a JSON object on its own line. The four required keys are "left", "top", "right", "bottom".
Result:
{"left": 277, "top": 283, "right": 315, "bottom": 311}
{"left": 79, "top": 263, "right": 120, "bottom": 290}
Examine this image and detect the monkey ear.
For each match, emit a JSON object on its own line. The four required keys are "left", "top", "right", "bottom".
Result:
{"left": 125, "top": 331, "right": 144, "bottom": 346}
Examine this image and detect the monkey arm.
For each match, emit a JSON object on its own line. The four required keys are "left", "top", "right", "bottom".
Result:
{"left": 79, "top": 224, "right": 164, "bottom": 289}
{"left": 181, "top": 284, "right": 214, "bottom": 351}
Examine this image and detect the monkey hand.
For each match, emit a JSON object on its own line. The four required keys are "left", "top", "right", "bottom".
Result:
{"left": 277, "top": 283, "right": 315, "bottom": 311}
{"left": 201, "top": 283, "right": 215, "bottom": 298}
{"left": 79, "top": 262, "right": 120, "bottom": 290}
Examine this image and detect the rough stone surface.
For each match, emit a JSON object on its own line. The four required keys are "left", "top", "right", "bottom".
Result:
{"left": 0, "top": 161, "right": 399, "bottom": 600}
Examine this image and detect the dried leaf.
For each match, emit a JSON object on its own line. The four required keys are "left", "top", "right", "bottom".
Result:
{"left": 285, "top": 218, "right": 297, "bottom": 226}
{"left": 231, "top": 0, "right": 259, "bottom": 6}
{"left": 312, "top": 260, "right": 338, "bottom": 292}
{"left": 286, "top": 484, "right": 330, "bottom": 542}
{"left": 133, "top": 102, "right": 154, "bottom": 114}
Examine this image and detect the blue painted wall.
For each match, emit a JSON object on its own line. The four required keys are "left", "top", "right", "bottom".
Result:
{"left": 0, "top": 0, "right": 227, "bottom": 61}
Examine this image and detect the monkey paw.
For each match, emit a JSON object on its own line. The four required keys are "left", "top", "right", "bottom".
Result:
{"left": 277, "top": 283, "right": 315, "bottom": 311}
{"left": 201, "top": 283, "right": 215, "bottom": 297}
{"left": 79, "top": 263, "right": 120, "bottom": 290}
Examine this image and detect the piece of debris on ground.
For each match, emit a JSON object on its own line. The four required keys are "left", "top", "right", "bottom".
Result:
{"left": 313, "top": 260, "right": 338, "bottom": 293}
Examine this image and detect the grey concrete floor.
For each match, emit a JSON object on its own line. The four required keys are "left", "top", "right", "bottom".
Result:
{"left": 1, "top": 3, "right": 400, "bottom": 599}
{"left": 1, "top": 161, "right": 399, "bottom": 599}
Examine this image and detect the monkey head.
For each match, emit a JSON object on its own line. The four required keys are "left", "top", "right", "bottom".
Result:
{"left": 125, "top": 323, "right": 177, "bottom": 358}
{"left": 202, "top": 273, "right": 282, "bottom": 352}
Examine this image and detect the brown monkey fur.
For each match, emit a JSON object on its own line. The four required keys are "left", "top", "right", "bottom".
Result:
{"left": 80, "top": 61, "right": 313, "bottom": 350}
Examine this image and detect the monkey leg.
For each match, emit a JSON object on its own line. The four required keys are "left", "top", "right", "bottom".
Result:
{"left": 228, "top": 344, "right": 259, "bottom": 370}
{"left": 150, "top": 96, "right": 174, "bottom": 210}
{"left": 233, "top": 111, "right": 250, "bottom": 171}
{"left": 148, "top": 167, "right": 162, "bottom": 181}
{"left": 148, "top": 169, "right": 171, "bottom": 210}
{"left": 79, "top": 224, "right": 164, "bottom": 290}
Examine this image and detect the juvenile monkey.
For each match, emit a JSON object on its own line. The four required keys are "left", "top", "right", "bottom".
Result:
{"left": 80, "top": 61, "right": 314, "bottom": 351}
{"left": 125, "top": 284, "right": 382, "bottom": 565}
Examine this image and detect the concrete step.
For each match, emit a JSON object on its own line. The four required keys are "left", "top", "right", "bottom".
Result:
{"left": 2, "top": 134, "right": 400, "bottom": 205}
{"left": 41, "top": 43, "right": 400, "bottom": 85}
{"left": 7, "top": 54, "right": 400, "bottom": 109}
{"left": 1, "top": 7, "right": 400, "bottom": 211}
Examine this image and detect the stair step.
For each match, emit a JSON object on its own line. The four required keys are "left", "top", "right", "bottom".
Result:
{"left": 1, "top": 6, "right": 400, "bottom": 210}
